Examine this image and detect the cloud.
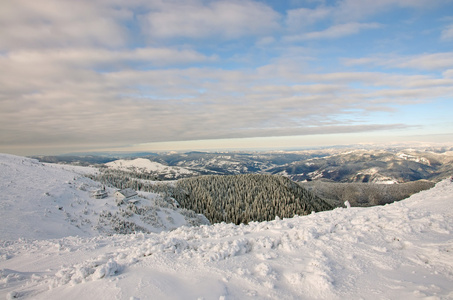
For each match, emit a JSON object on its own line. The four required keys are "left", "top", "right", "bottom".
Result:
{"left": 343, "top": 52, "right": 453, "bottom": 71}
{"left": 396, "top": 53, "right": 453, "bottom": 70}
{"left": 0, "top": 0, "right": 451, "bottom": 154}
{"left": 0, "top": 0, "right": 131, "bottom": 50}
{"left": 3, "top": 47, "right": 216, "bottom": 70}
{"left": 286, "top": 7, "right": 332, "bottom": 29}
{"left": 282, "top": 0, "right": 444, "bottom": 44}
{"left": 1, "top": 54, "right": 447, "bottom": 153}
{"left": 441, "top": 24, "right": 453, "bottom": 41}
{"left": 285, "top": 0, "right": 437, "bottom": 30}
{"left": 284, "top": 22, "right": 381, "bottom": 41}
{"left": 333, "top": 0, "right": 441, "bottom": 22}
{"left": 140, "top": 0, "right": 281, "bottom": 40}
{"left": 363, "top": 86, "right": 453, "bottom": 103}
{"left": 443, "top": 69, "right": 453, "bottom": 78}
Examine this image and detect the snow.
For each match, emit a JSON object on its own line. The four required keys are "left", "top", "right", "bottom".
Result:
{"left": 1, "top": 153, "right": 453, "bottom": 299}
{"left": 355, "top": 167, "right": 399, "bottom": 184}
{"left": 105, "top": 158, "right": 196, "bottom": 177}
{"left": 0, "top": 154, "right": 207, "bottom": 240}
{"left": 397, "top": 152, "right": 431, "bottom": 165}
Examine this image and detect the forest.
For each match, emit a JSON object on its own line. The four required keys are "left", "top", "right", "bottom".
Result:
{"left": 171, "top": 174, "right": 333, "bottom": 224}
{"left": 300, "top": 180, "right": 434, "bottom": 207}
{"left": 89, "top": 169, "right": 433, "bottom": 225}
{"left": 90, "top": 171, "right": 333, "bottom": 224}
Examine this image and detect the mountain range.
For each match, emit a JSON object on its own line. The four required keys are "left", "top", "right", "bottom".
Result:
{"left": 33, "top": 146, "right": 453, "bottom": 183}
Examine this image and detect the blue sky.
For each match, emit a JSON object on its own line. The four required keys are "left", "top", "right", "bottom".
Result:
{"left": 1, "top": 0, "right": 453, "bottom": 155}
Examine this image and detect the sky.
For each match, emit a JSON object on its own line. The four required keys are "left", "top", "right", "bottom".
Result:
{"left": 1, "top": 0, "right": 453, "bottom": 155}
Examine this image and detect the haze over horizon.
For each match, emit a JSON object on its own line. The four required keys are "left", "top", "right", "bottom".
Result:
{"left": 1, "top": 0, "right": 453, "bottom": 156}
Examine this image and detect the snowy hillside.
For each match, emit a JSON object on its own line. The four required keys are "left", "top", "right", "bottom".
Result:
{"left": 1, "top": 153, "right": 452, "bottom": 299}
{"left": 105, "top": 158, "right": 198, "bottom": 179}
{"left": 0, "top": 154, "right": 208, "bottom": 241}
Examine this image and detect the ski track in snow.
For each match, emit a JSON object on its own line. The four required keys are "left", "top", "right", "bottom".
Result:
{"left": 1, "top": 154, "right": 453, "bottom": 299}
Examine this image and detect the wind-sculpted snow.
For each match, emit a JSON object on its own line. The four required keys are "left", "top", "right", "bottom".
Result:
{"left": 1, "top": 179, "right": 453, "bottom": 299}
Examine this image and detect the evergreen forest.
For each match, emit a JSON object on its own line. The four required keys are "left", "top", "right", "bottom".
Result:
{"left": 172, "top": 174, "right": 333, "bottom": 224}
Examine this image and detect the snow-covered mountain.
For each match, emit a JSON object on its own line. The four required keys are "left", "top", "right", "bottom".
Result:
{"left": 267, "top": 148, "right": 453, "bottom": 183}
{"left": 105, "top": 158, "right": 198, "bottom": 179}
{"left": 1, "top": 152, "right": 453, "bottom": 299}
{"left": 0, "top": 154, "right": 207, "bottom": 241}
{"left": 34, "top": 147, "right": 453, "bottom": 182}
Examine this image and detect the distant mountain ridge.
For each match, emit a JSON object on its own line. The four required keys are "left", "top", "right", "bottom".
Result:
{"left": 105, "top": 158, "right": 198, "bottom": 179}
{"left": 266, "top": 149, "right": 453, "bottom": 183}
{"left": 33, "top": 146, "right": 453, "bottom": 183}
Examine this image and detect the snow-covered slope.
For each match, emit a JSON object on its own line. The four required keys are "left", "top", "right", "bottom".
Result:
{"left": 105, "top": 158, "right": 197, "bottom": 179}
{"left": 1, "top": 154, "right": 452, "bottom": 299}
{"left": 0, "top": 154, "right": 207, "bottom": 241}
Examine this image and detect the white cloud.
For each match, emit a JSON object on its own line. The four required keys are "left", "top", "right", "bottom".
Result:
{"left": 441, "top": 24, "right": 453, "bottom": 41}
{"left": 286, "top": 7, "right": 332, "bottom": 29}
{"left": 343, "top": 52, "right": 453, "bottom": 71}
{"left": 397, "top": 53, "right": 453, "bottom": 70}
{"left": 3, "top": 47, "right": 215, "bottom": 70}
{"left": 0, "top": 0, "right": 451, "bottom": 154}
{"left": 255, "top": 36, "right": 277, "bottom": 47}
{"left": 140, "top": 0, "right": 281, "bottom": 40}
{"left": 284, "top": 22, "right": 381, "bottom": 41}
{"left": 333, "top": 0, "right": 441, "bottom": 22}
{"left": 285, "top": 0, "right": 438, "bottom": 29}
{"left": 2, "top": 54, "right": 449, "bottom": 152}
{"left": 0, "top": 0, "right": 131, "bottom": 50}
{"left": 443, "top": 69, "right": 453, "bottom": 78}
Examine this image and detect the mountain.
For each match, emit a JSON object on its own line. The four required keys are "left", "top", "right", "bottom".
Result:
{"left": 0, "top": 154, "right": 208, "bottom": 241}
{"left": 268, "top": 149, "right": 453, "bottom": 183}
{"left": 173, "top": 174, "right": 334, "bottom": 224}
{"left": 33, "top": 146, "right": 453, "bottom": 183}
{"left": 301, "top": 180, "right": 435, "bottom": 207}
{"left": 1, "top": 156, "right": 452, "bottom": 299}
{"left": 105, "top": 158, "right": 199, "bottom": 179}
{"left": 107, "top": 147, "right": 453, "bottom": 182}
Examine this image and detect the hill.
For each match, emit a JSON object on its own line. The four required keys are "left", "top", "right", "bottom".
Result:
{"left": 301, "top": 180, "right": 435, "bottom": 207}
{"left": 1, "top": 170, "right": 452, "bottom": 299}
{"left": 105, "top": 158, "right": 198, "bottom": 179}
{"left": 173, "top": 174, "right": 334, "bottom": 224}
{"left": 0, "top": 154, "right": 208, "bottom": 240}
